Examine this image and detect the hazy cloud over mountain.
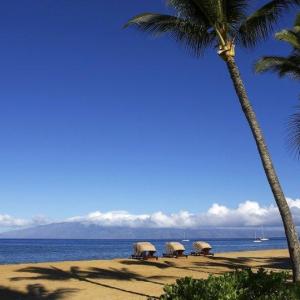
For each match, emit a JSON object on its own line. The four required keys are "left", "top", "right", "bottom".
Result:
{"left": 0, "top": 214, "right": 29, "bottom": 227}
{"left": 0, "top": 214, "right": 48, "bottom": 231}
{"left": 2, "top": 197, "right": 300, "bottom": 232}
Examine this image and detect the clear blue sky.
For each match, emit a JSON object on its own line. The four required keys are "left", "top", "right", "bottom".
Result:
{"left": 0, "top": 0, "right": 299, "bottom": 221}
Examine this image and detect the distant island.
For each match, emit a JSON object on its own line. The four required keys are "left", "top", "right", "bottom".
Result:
{"left": 0, "top": 222, "right": 288, "bottom": 239}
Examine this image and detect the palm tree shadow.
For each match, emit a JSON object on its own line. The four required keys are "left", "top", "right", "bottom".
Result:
{"left": 121, "top": 256, "right": 292, "bottom": 276}
{"left": 201, "top": 256, "right": 292, "bottom": 270}
{"left": 11, "top": 266, "right": 162, "bottom": 299}
{"left": 0, "top": 284, "right": 75, "bottom": 300}
{"left": 187, "top": 256, "right": 292, "bottom": 275}
{"left": 121, "top": 259, "right": 170, "bottom": 269}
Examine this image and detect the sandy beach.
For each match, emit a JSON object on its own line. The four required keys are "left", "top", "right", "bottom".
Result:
{"left": 0, "top": 249, "right": 291, "bottom": 300}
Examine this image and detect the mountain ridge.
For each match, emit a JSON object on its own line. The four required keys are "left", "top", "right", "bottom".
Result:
{"left": 0, "top": 222, "right": 287, "bottom": 239}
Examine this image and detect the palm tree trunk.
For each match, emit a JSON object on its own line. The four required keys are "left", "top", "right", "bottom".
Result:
{"left": 225, "top": 55, "right": 300, "bottom": 282}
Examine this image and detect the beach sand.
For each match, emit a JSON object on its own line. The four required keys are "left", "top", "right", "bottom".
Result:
{"left": 0, "top": 249, "right": 290, "bottom": 300}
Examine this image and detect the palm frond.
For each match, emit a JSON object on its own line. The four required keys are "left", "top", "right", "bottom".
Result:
{"left": 255, "top": 55, "right": 300, "bottom": 78}
{"left": 287, "top": 104, "right": 300, "bottom": 159}
{"left": 255, "top": 56, "right": 287, "bottom": 73}
{"left": 275, "top": 29, "right": 300, "bottom": 49}
{"left": 294, "top": 12, "right": 300, "bottom": 26}
{"left": 194, "top": 0, "right": 243, "bottom": 32}
{"left": 125, "top": 1, "right": 300, "bottom": 55}
{"left": 167, "top": 0, "right": 211, "bottom": 25}
{"left": 238, "top": 0, "right": 300, "bottom": 47}
{"left": 192, "top": 0, "right": 224, "bottom": 24}
{"left": 220, "top": 0, "right": 247, "bottom": 39}
{"left": 224, "top": 0, "right": 247, "bottom": 25}
{"left": 124, "top": 13, "right": 215, "bottom": 56}
{"left": 255, "top": 12, "right": 300, "bottom": 79}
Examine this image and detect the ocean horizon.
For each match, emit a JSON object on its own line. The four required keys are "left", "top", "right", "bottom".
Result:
{"left": 0, "top": 237, "right": 288, "bottom": 265}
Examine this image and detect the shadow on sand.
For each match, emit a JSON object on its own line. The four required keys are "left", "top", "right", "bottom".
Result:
{"left": 0, "top": 284, "right": 75, "bottom": 300}
{"left": 11, "top": 265, "right": 168, "bottom": 299}
{"left": 7, "top": 256, "right": 291, "bottom": 299}
{"left": 196, "top": 256, "right": 292, "bottom": 270}
{"left": 121, "top": 256, "right": 291, "bottom": 275}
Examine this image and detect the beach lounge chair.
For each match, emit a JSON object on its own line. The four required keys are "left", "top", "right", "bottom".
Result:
{"left": 131, "top": 242, "right": 158, "bottom": 260}
{"left": 163, "top": 242, "right": 188, "bottom": 258}
{"left": 191, "top": 241, "right": 214, "bottom": 256}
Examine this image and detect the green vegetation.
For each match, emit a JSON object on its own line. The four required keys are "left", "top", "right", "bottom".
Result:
{"left": 256, "top": 13, "right": 300, "bottom": 79}
{"left": 155, "top": 269, "right": 300, "bottom": 300}
{"left": 125, "top": 0, "right": 300, "bottom": 281}
{"left": 256, "top": 13, "right": 300, "bottom": 157}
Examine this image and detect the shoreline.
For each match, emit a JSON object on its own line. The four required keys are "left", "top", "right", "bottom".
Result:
{"left": 0, "top": 249, "right": 291, "bottom": 299}
{"left": 0, "top": 247, "right": 289, "bottom": 267}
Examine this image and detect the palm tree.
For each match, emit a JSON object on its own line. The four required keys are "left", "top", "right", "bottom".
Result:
{"left": 289, "top": 106, "right": 300, "bottom": 157}
{"left": 124, "top": 0, "right": 300, "bottom": 282}
{"left": 256, "top": 14, "right": 300, "bottom": 157}
{"left": 256, "top": 13, "right": 300, "bottom": 79}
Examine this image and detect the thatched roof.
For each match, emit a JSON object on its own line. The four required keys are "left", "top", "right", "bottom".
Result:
{"left": 133, "top": 242, "right": 156, "bottom": 255}
{"left": 165, "top": 242, "right": 185, "bottom": 253}
{"left": 193, "top": 241, "right": 212, "bottom": 251}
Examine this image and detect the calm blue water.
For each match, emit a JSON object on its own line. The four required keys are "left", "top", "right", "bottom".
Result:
{"left": 0, "top": 238, "right": 288, "bottom": 265}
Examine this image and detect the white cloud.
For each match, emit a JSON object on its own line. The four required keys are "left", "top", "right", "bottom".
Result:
{"left": 67, "top": 197, "right": 300, "bottom": 228}
{"left": 287, "top": 198, "right": 300, "bottom": 209}
{"left": 0, "top": 214, "right": 30, "bottom": 227}
{"left": 0, "top": 214, "right": 48, "bottom": 230}
{"left": 3, "top": 197, "right": 300, "bottom": 230}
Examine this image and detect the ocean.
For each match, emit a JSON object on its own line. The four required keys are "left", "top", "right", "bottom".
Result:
{"left": 0, "top": 238, "right": 288, "bottom": 265}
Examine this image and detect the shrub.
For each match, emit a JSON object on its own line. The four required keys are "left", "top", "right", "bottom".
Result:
{"left": 155, "top": 268, "right": 300, "bottom": 300}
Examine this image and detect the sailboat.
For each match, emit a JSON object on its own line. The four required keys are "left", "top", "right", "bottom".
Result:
{"left": 253, "top": 231, "right": 262, "bottom": 243}
{"left": 260, "top": 226, "right": 269, "bottom": 241}
{"left": 182, "top": 232, "right": 190, "bottom": 242}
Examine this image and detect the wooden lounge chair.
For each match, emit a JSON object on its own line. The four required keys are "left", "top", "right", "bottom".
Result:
{"left": 191, "top": 241, "right": 214, "bottom": 257}
{"left": 163, "top": 242, "right": 188, "bottom": 258}
{"left": 131, "top": 242, "right": 158, "bottom": 260}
